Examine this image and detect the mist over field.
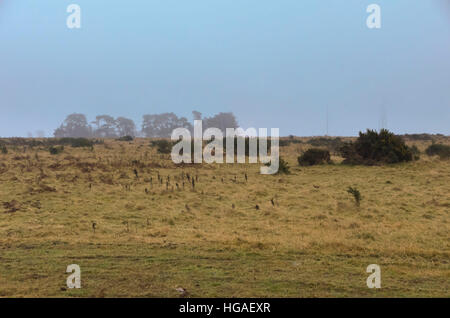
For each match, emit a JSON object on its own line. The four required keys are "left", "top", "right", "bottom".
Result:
{"left": 0, "top": 0, "right": 449, "bottom": 137}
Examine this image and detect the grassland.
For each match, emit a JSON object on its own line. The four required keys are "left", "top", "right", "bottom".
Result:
{"left": 0, "top": 137, "right": 449, "bottom": 297}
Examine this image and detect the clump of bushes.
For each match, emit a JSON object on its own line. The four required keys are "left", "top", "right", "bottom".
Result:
{"left": 151, "top": 140, "right": 173, "bottom": 154}
{"left": 298, "top": 148, "right": 331, "bottom": 166}
{"left": 0, "top": 137, "right": 100, "bottom": 148}
{"left": 1, "top": 145, "right": 7, "bottom": 154}
{"left": 340, "top": 129, "right": 413, "bottom": 165}
{"left": 0, "top": 138, "right": 43, "bottom": 147}
{"left": 49, "top": 146, "right": 64, "bottom": 155}
{"left": 425, "top": 144, "right": 450, "bottom": 159}
{"left": 59, "top": 137, "right": 94, "bottom": 148}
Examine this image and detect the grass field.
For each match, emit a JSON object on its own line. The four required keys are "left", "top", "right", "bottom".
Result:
{"left": 0, "top": 137, "right": 449, "bottom": 297}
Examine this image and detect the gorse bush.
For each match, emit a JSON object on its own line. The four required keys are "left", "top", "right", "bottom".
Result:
{"left": 298, "top": 148, "right": 331, "bottom": 166}
{"left": 151, "top": 139, "right": 173, "bottom": 154}
{"left": 425, "top": 144, "right": 450, "bottom": 159}
{"left": 265, "top": 157, "right": 290, "bottom": 174}
{"left": 117, "top": 135, "right": 134, "bottom": 142}
{"left": 340, "top": 129, "right": 413, "bottom": 165}
{"left": 277, "top": 158, "right": 290, "bottom": 174}
{"left": 347, "top": 186, "right": 362, "bottom": 207}
{"left": 409, "top": 145, "right": 421, "bottom": 161}
{"left": 59, "top": 137, "right": 94, "bottom": 148}
{"left": 49, "top": 146, "right": 64, "bottom": 155}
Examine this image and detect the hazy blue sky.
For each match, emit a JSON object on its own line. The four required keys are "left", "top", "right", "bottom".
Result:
{"left": 0, "top": 0, "right": 449, "bottom": 137}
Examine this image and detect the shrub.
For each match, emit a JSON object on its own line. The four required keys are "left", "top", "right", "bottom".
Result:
{"left": 117, "top": 135, "right": 134, "bottom": 142}
{"left": 277, "top": 158, "right": 290, "bottom": 174}
{"left": 298, "top": 148, "right": 331, "bottom": 166}
{"left": 347, "top": 186, "right": 362, "bottom": 207}
{"left": 409, "top": 145, "right": 421, "bottom": 161}
{"left": 49, "top": 146, "right": 64, "bottom": 155}
{"left": 425, "top": 144, "right": 450, "bottom": 159}
{"left": 59, "top": 137, "right": 93, "bottom": 148}
{"left": 1, "top": 145, "right": 7, "bottom": 154}
{"left": 151, "top": 139, "right": 173, "bottom": 154}
{"left": 340, "top": 129, "right": 413, "bottom": 165}
{"left": 264, "top": 157, "right": 290, "bottom": 174}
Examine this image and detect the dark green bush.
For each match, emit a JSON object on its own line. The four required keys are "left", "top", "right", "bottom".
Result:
{"left": 59, "top": 137, "right": 94, "bottom": 148}
{"left": 117, "top": 135, "right": 134, "bottom": 141}
{"left": 340, "top": 129, "right": 413, "bottom": 165}
{"left": 265, "top": 157, "right": 290, "bottom": 174}
{"left": 425, "top": 144, "right": 450, "bottom": 159}
{"left": 277, "top": 158, "right": 290, "bottom": 174}
{"left": 409, "top": 145, "right": 421, "bottom": 161}
{"left": 151, "top": 139, "right": 173, "bottom": 154}
{"left": 298, "top": 148, "right": 331, "bottom": 166}
{"left": 1, "top": 145, "right": 7, "bottom": 154}
{"left": 49, "top": 146, "right": 64, "bottom": 155}
{"left": 347, "top": 186, "right": 362, "bottom": 207}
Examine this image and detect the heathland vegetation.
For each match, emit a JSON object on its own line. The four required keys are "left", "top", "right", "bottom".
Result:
{"left": 0, "top": 129, "right": 448, "bottom": 297}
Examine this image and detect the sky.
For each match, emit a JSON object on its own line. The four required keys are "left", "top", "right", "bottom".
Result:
{"left": 0, "top": 0, "right": 449, "bottom": 137}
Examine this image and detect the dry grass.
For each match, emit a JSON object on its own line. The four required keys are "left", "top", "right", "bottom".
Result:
{"left": 0, "top": 137, "right": 449, "bottom": 297}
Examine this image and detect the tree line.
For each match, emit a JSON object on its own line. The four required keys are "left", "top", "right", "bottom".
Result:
{"left": 53, "top": 111, "right": 239, "bottom": 138}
